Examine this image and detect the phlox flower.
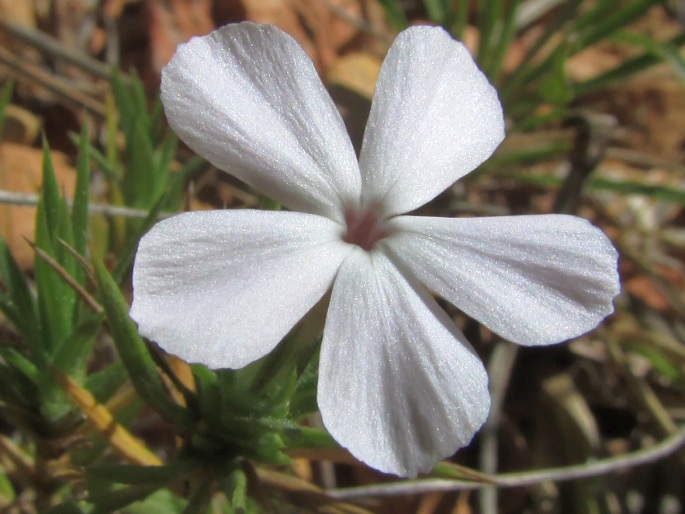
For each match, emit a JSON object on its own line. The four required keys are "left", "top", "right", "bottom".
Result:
{"left": 130, "top": 22, "right": 620, "bottom": 477}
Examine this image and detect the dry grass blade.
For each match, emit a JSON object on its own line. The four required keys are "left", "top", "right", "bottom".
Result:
{"left": 0, "top": 19, "right": 112, "bottom": 80}
{"left": 0, "top": 45, "right": 105, "bottom": 117}
{"left": 286, "top": 447, "right": 358, "bottom": 465}
{"left": 607, "top": 338, "right": 678, "bottom": 438}
{"left": 58, "top": 238, "right": 97, "bottom": 286}
{"left": 0, "top": 189, "right": 171, "bottom": 219}
{"left": 328, "top": 426, "right": 685, "bottom": 498}
{"left": 25, "top": 239, "right": 102, "bottom": 314}
{"left": 0, "top": 433, "right": 36, "bottom": 483}
{"left": 255, "top": 467, "right": 376, "bottom": 514}
{"left": 53, "top": 370, "right": 162, "bottom": 467}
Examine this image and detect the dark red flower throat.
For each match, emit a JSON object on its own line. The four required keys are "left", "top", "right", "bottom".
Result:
{"left": 343, "top": 208, "right": 389, "bottom": 251}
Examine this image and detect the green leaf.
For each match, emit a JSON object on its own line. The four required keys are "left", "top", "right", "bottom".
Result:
{"left": 124, "top": 120, "right": 157, "bottom": 208}
{"left": 226, "top": 467, "right": 247, "bottom": 514}
{"left": 488, "top": 0, "right": 521, "bottom": 84}
{"left": 36, "top": 143, "right": 63, "bottom": 244}
{"left": 611, "top": 30, "right": 685, "bottom": 84}
{"left": 477, "top": 0, "right": 506, "bottom": 75}
{"left": 501, "top": 0, "right": 660, "bottom": 116}
{"left": 156, "top": 133, "right": 178, "bottom": 181}
{"left": 289, "top": 352, "right": 320, "bottom": 419}
{"left": 574, "top": 32, "right": 685, "bottom": 95}
{"left": 88, "top": 462, "right": 195, "bottom": 486}
{"left": 0, "top": 358, "right": 41, "bottom": 412}
{"left": 512, "top": 0, "right": 581, "bottom": 71}
{"left": 451, "top": 0, "right": 469, "bottom": 39}
{"left": 0, "top": 80, "right": 14, "bottom": 138}
{"left": 89, "top": 484, "right": 160, "bottom": 514}
{"left": 0, "top": 347, "right": 40, "bottom": 384}
{"left": 575, "top": 0, "right": 660, "bottom": 50}
{"left": 72, "top": 123, "right": 91, "bottom": 259}
{"left": 259, "top": 196, "right": 281, "bottom": 211}
{"left": 34, "top": 144, "right": 77, "bottom": 353}
{"left": 110, "top": 196, "right": 166, "bottom": 284}
{"left": 191, "top": 364, "right": 222, "bottom": 426}
{"left": 538, "top": 46, "right": 573, "bottom": 106}
{"left": 93, "top": 259, "right": 194, "bottom": 428}
{"left": 634, "top": 346, "right": 682, "bottom": 384}
{"left": 180, "top": 481, "right": 212, "bottom": 514}
{"left": 282, "top": 426, "right": 339, "bottom": 451}
{"left": 0, "top": 236, "right": 40, "bottom": 346}
{"left": 378, "top": 0, "right": 408, "bottom": 31}
{"left": 162, "top": 156, "right": 203, "bottom": 212}
{"left": 85, "top": 144, "right": 119, "bottom": 182}
{"left": 85, "top": 360, "right": 127, "bottom": 403}
{"left": 0, "top": 465, "right": 15, "bottom": 500}
{"left": 110, "top": 70, "right": 139, "bottom": 146}
{"left": 130, "top": 72, "right": 152, "bottom": 133}
{"left": 45, "top": 501, "right": 88, "bottom": 514}
{"left": 503, "top": 171, "right": 685, "bottom": 205}
{"left": 423, "top": 0, "right": 450, "bottom": 25}
{"left": 149, "top": 98, "right": 165, "bottom": 142}
{"left": 0, "top": 291, "right": 28, "bottom": 336}
{"left": 111, "top": 147, "right": 198, "bottom": 282}
{"left": 52, "top": 312, "right": 104, "bottom": 378}
{"left": 122, "top": 488, "right": 188, "bottom": 514}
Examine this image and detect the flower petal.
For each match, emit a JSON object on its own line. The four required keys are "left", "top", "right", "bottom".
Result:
{"left": 359, "top": 26, "right": 505, "bottom": 217}
{"left": 384, "top": 215, "right": 620, "bottom": 346}
{"left": 161, "top": 23, "right": 360, "bottom": 222}
{"left": 131, "top": 210, "right": 350, "bottom": 369}
{"left": 319, "top": 249, "right": 490, "bottom": 477}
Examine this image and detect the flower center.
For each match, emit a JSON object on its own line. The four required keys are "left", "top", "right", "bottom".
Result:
{"left": 343, "top": 208, "right": 389, "bottom": 251}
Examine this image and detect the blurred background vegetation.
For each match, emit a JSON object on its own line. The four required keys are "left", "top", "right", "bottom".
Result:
{"left": 0, "top": 0, "right": 684, "bottom": 513}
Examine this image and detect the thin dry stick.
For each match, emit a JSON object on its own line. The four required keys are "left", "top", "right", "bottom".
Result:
{"left": 0, "top": 45, "right": 106, "bottom": 117}
{"left": 0, "top": 19, "right": 112, "bottom": 80}
{"left": 0, "top": 189, "right": 172, "bottom": 219}
{"left": 328, "top": 426, "right": 685, "bottom": 499}
{"left": 605, "top": 147, "right": 685, "bottom": 174}
{"left": 478, "top": 342, "right": 519, "bottom": 514}
{"left": 27, "top": 241, "right": 103, "bottom": 314}
{"left": 324, "top": 1, "right": 392, "bottom": 42}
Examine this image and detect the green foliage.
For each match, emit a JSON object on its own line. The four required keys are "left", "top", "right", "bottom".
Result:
{"left": 380, "top": 0, "right": 682, "bottom": 128}
{"left": 91, "top": 248, "right": 333, "bottom": 508}
{"left": 0, "top": 128, "right": 99, "bottom": 435}
{"left": 377, "top": 0, "right": 408, "bottom": 31}
{"left": 499, "top": 0, "right": 665, "bottom": 126}
{"left": 575, "top": 31, "right": 685, "bottom": 95}
{"left": 122, "top": 489, "right": 188, "bottom": 514}
{"left": 93, "top": 258, "right": 194, "bottom": 429}
{"left": 0, "top": 80, "right": 14, "bottom": 137}
{"left": 0, "top": 76, "right": 313, "bottom": 511}
{"left": 87, "top": 70, "right": 202, "bottom": 280}
{"left": 108, "top": 69, "right": 202, "bottom": 213}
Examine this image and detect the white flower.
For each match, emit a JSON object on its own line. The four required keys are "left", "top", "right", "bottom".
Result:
{"left": 130, "top": 22, "right": 620, "bottom": 477}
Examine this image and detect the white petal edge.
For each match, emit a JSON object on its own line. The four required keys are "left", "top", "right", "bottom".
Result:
{"left": 359, "top": 26, "right": 505, "bottom": 217}
{"left": 131, "top": 210, "right": 350, "bottom": 369}
{"left": 383, "top": 215, "right": 620, "bottom": 346}
{"left": 161, "top": 23, "right": 361, "bottom": 223}
{"left": 319, "top": 249, "right": 490, "bottom": 477}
